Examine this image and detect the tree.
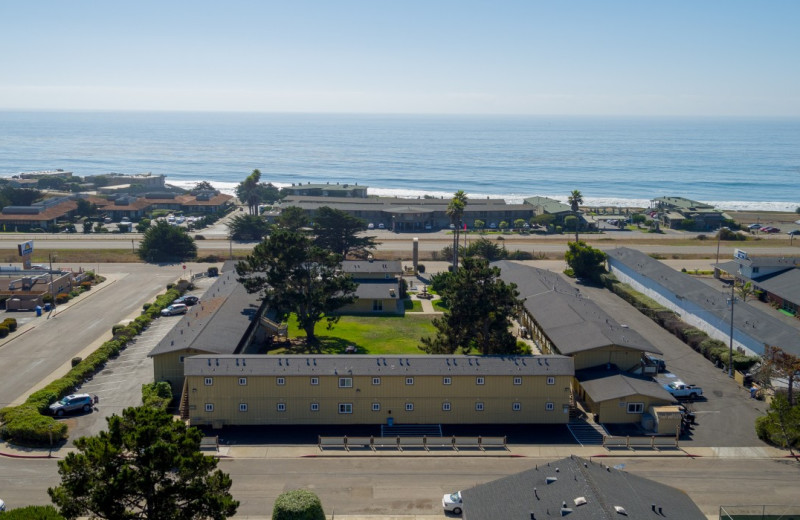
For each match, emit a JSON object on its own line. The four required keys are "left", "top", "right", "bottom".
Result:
{"left": 420, "top": 257, "right": 521, "bottom": 356}
{"left": 0, "top": 186, "right": 42, "bottom": 208}
{"left": 272, "top": 489, "right": 325, "bottom": 520}
{"left": 463, "top": 238, "right": 504, "bottom": 261}
{"left": 236, "top": 229, "right": 357, "bottom": 346}
{"left": 136, "top": 218, "right": 152, "bottom": 233}
{"left": 532, "top": 214, "right": 555, "bottom": 228}
{"left": 446, "top": 190, "right": 468, "bottom": 272}
{"left": 82, "top": 220, "right": 93, "bottom": 234}
{"left": 765, "top": 345, "right": 800, "bottom": 406}
{"left": 227, "top": 214, "right": 270, "bottom": 241}
{"left": 236, "top": 169, "right": 262, "bottom": 215}
{"left": 48, "top": 406, "right": 238, "bottom": 520}
{"left": 631, "top": 214, "right": 647, "bottom": 228}
{"left": 75, "top": 198, "right": 97, "bottom": 218}
{"left": 564, "top": 241, "right": 606, "bottom": 281}
{"left": 513, "top": 218, "right": 526, "bottom": 231}
{"left": 137, "top": 221, "right": 197, "bottom": 262}
{"left": 312, "top": 206, "right": 376, "bottom": 259}
{"left": 194, "top": 181, "right": 215, "bottom": 191}
{"left": 274, "top": 206, "right": 310, "bottom": 232}
{"left": 474, "top": 219, "right": 485, "bottom": 231}
{"left": 567, "top": 189, "right": 583, "bottom": 241}
{"left": 735, "top": 280, "right": 754, "bottom": 302}
{"left": 755, "top": 393, "right": 800, "bottom": 455}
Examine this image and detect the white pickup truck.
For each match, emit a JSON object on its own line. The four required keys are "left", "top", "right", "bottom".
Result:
{"left": 664, "top": 381, "right": 703, "bottom": 399}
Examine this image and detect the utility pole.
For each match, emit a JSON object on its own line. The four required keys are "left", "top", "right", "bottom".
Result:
{"left": 726, "top": 283, "right": 736, "bottom": 378}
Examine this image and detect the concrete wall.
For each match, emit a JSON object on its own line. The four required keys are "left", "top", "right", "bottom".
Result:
{"left": 185, "top": 373, "right": 573, "bottom": 426}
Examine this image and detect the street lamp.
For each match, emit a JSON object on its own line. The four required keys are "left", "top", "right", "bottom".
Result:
{"left": 726, "top": 283, "right": 736, "bottom": 378}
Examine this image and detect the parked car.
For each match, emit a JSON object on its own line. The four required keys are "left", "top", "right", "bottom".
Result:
{"left": 49, "top": 393, "right": 95, "bottom": 416}
{"left": 760, "top": 226, "right": 780, "bottom": 233}
{"left": 664, "top": 381, "right": 703, "bottom": 399}
{"left": 378, "top": 223, "right": 385, "bottom": 229}
{"left": 747, "top": 223, "right": 762, "bottom": 230}
{"left": 644, "top": 354, "right": 666, "bottom": 372}
{"left": 175, "top": 295, "right": 199, "bottom": 306}
{"left": 787, "top": 230, "right": 800, "bottom": 236}
{"left": 367, "top": 223, "right": 375, "bottom": 230}
{"left": 0, "top": 498, "right": 5, "bottom": 511}
{"left": 161, "top": 303, "right": 188, "bottom": 316}
{"left": 489, "top": 222, "right": 497, "bottom": 229}
{"left": 442, "top": 491, "right": 463, "bottom": 515}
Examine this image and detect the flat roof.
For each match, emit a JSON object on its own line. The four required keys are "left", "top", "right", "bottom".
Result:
{"left": 184, "top": 354, "right": 574, "bottom": 378}
{"left": 495, "top": 261, "right": 660, "bottom": 356}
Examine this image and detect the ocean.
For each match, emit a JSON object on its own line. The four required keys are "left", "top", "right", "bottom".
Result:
{"left": 0, "top": 111, "right": 798, "bottom": 211}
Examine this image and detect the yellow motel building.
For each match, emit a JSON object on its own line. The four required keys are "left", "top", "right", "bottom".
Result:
{"left": 181, "top": 355, "right": 574, "bottom": 427}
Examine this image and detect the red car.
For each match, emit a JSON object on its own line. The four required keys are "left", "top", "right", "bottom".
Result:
{"left": 760, "top": 226, "right": 780, "bottom": 233}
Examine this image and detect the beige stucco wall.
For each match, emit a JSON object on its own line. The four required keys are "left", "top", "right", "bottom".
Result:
{"left": 186, "top": 373, "right": 573, "bottom": 426}
{"left": 584, "top": 393, "right": 673, "bottom": 424}
{"left": 152, "top": 349, "right": 215, "bottom": 397}
{"left": 341, "top": 297, "right": 403, "bottom": 315}
{"left": 571, "top": 348, "right": 643, "bottom": 371}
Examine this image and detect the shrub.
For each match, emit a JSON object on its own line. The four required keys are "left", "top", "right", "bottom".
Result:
{"left": 142, "top": 302, "right": 152, "bottom": 311}
{"left": 71, "top": 357, "right": 82, "bottom": 367}
{"left": 3, "top": 318, "right": 17, "bottom": 332}
{"left": 0, "top": 505, "right": 65, "bottom": 519}
{"left": 0, "top": 325, "right": 8, "bottom": 338}
{"left": 506, "top": 250, "right": 533, "bottom": 260}
{"left": 166, "top": 283, "right": 175, "bottom": 290}
{"left": 272, "top": 489, "right": 325, "bottom": 520}
{"left": 80, "top": 281, "right": 92, "bottom": 290}
{"left": 195, "top": 234, "right": 206, "bottom": 240}
{"left": 142, "top": 381, "right": 173, "bottom": 410}
{"left": 55, "top": 293, "right": 70, "bottom": 304}
{"left": 42, "top": 294, "right": 54, "bottom": 304}
{"left": 417, "top": 264, "right": 426, "bottom": 274}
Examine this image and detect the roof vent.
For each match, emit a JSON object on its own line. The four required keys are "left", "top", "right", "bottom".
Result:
{"left": 546, "top": 476, "right": 557, "bottom": 484}
{"left": 614, "top": 506, "right": 627, "bottom": 515}
{"left": 574, "top": 497, "right": 587, "bottom": 506}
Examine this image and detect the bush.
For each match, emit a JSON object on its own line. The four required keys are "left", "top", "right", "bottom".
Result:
{"left": 142, "top": 381, "right": 173, "bottom": 410}
{"left": 42, "top": 294, "right": 54, "bottom": 304}
{"left": 142, "top": 302, "right": 151, "bottom": 311}
{"left": 0, "top": 505, "right": 65, "bottom": 519}
{"left": 3, "top": 318, "right": 17, "bottom": 332}
{"left": 71, "top": 357, "right": 82, "bottom": 367}
{"left": 80, "top": 281, "right": 92, "bottom": 290}
{"left": 272, "top": 489, "right": 325, "bottom": 520}
{"left": 55, "top": 293, "right": 70, "bottom": 304}
{"left": 0, "top": 325, "right": 8, "bottom": 338}
{"left": 506, "top": 250, "right": 533, "bottom": 260}
{"left": 417, "top": 264, "right": 426, "bottom": 274}
{"left": 195, "top": 234, "right": 206, "bottom": 240}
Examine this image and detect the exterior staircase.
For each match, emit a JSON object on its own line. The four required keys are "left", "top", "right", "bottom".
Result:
{"left": 567, "top": 418, "right": 609, "bottom": 446}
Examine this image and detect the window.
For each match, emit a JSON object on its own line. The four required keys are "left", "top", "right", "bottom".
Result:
{"left": 204, "top": 377, "right": 213, "bottom": 386}
{"left": 339, "top": 403, "right": 353, "bottom": 414}
{"left": 627, "top": 402, "right": 644, "bottom": 414}
{"left": 443, "top": 377, "right": 452, "bottom": 385}
{"left": 277, "top": 403, "right": 286, "bottom": 412}
{"left": 179, "top": 356, "right": 185, "bottom": 363}
{"left": 310, "top": 377, "right": 319, "bottom": 386}
{"left": 405, "top": 377, "right": 414, "bottom": 385}
{"left": 476, "top": 377, "right": 485, "bottom": 385}
{"left": 238, "top": 377, "right": 247, "bottom": 386}
{"left": 276, "top": 377, "right": 285, "bottom": 386}
{"left": 239, "top": 403, "right": 248, "bottom": 412}
{"left": 545, "top": 402, "right": 555, "bottom": 411}
{"left": 310, "top": 403, "right": 319, "bottom": 412}
{"left": 442, "top": 402, "right": 451, "bottom": 411}
{"left": 752, "top": 267, "right": 760, "bottom": 274}
{"left": 204, "top": 403, "right": 214, "bottom": 412}
{"left": 372, "top": 377, "right": 381, "bottom": 385}
{"left": 513, "top": 377, "right": 522, "bottom": 385}
{"left": 405, "top": 403, "right": 414, "bottom": 411}
{"left": 373, "top": 300, "right": 383, "bottom": 311}
{"left": 512, "top": 402, "right": 521, "bottom": 411}
{"left": 547, "top": 377, "right": 555, "bottom": 385}
{"left": 475, "top": 402, "right": 484, "bottom": 411}
{"left": 372, "top": 403, "right": 381, "bottom": 412}
{"left": 339, "top": 377, "right": 353, "bottom": 388}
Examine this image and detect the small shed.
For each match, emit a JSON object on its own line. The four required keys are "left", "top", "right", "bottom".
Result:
{"left": 650, "top": 405, "right": 683, "bottom": 435}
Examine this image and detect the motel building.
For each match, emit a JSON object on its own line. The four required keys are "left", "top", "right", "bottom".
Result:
{"left": 181, "top": 355, "right": 574, "bottom": 428}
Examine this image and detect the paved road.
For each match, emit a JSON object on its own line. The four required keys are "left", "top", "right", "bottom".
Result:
{"left": 0, "top": 263, "right": 212, "bottom": 409}
{"left": 3, "top": 454, "right": 797, "bottom": 518}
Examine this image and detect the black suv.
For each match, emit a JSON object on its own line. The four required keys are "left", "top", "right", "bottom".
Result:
{"left": 175, "top": 295, "right": 199, "bottom": 306}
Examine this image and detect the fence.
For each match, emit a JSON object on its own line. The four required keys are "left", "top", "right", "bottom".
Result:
{"left": 318, "top": 435, "right": 507, "bottom": 452}
{"left": 720, "top": 505, "right": 800, "bottom": 519}
{"left": 602, "top": 435, "right": 679, "bottom": 449}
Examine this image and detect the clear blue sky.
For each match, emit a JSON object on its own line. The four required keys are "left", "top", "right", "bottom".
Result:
{"left": 2, "top": 1, "right": 798, "bottom": 115}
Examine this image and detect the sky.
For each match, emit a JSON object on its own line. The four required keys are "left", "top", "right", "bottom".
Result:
{"left": 1, "top": 1, "right": 799, "bottom": 116}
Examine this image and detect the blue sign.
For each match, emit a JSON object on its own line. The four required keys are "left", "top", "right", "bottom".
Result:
{"left": 17, "top": 240, "right": 34, "bottom": 257}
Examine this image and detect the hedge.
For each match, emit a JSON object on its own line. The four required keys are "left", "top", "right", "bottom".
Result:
{"left": 272, "top": 489, "right": 326, "bottom": 520}
{"left": 0, "top": 505, "right": 65, "bottom": 519}
{"left": 600, "top": 274, "right": 759, "bottom": 372}
{"left": 0, "top": 288, "right": 181, "bottom": 446}
{"left": 142, "top": 381, "right": 173, "bottom": 410}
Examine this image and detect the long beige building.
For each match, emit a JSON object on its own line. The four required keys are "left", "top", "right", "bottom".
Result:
{"left": 182, "top": 354, "right": 574, "bottom": 427}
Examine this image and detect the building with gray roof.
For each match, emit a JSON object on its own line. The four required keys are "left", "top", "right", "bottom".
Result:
{"left": 715, "top": 250, "right": 800, "bottom": 317}
{"left": 607, "top": 247, "right": 800, "bottom": 357}
{"left": 460, "top": 456, "right": 705, "bottom": 519}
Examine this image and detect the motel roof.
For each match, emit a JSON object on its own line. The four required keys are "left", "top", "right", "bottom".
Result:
{"left": 495, "top": 261, "right": 660, "bottom": 356}
{"left": 575, "top": 367, "right": 675, "bottom": 402}
{"left": 184, "top": 354, "right": 574, "bottom": 378}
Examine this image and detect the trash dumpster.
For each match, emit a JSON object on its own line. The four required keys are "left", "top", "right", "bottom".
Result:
{"left": 387, "top": 417, "right": 394, "bottom": 427}
{"left": 35, "top": 305, "right": 42, "bottom": 316}
{"left": 44, "top": 303, "right": 52, "bottom": 311}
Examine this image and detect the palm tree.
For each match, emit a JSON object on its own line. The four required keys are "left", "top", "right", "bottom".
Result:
{"left": 447, "top": 190, "right": 468, "bottom": 271}
{"left": 567, "top": 189, "right": 584, "bottom": 241}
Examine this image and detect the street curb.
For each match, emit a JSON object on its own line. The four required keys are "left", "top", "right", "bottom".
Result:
{"left": 0, "top": 451, "right": 54, "bottom": 459}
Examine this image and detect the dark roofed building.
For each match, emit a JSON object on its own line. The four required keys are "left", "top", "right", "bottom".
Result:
{"left": 339, "top": 259, "right": 403, "bottom": 314}
{"left": 460, "top": 456, "right": 705, "bottom": 519}
{"left": 715, "top": 250, "right": 800, "bottom": 318}
{"left": 607, "top": 247, "right": 800, "bottom": 357}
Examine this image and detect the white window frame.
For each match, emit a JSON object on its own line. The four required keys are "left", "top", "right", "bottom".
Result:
{"left": 276, "top": 377, "right": 285, "bottom": 386}
{"left": 310, "top": 377, "right": 319, "bottom": 385}
{"left": 545, "top": 402, "right": 555, "bottom": 411}
{"left": 204, "top": 403, "right": 214, "bottom": 412}
{"left": 547, "top": 376, "right": 556, "bottom": 385}
{"left": 405, "top": 402, "right": 414, "bottom": 411}
{"left": 513, "top": 376, "right": 522, "bottom": 385}
{"left": 475, "top": 402, "right": 484, "bottom": 411}
{"left": 310, "top": 403, "right": 319, "bottom": 412}
{"left": 204, "top": 377, "right": 213, "bottom": 386}
{"left": 372, "top": 377, "right": 381, "bottom": 385}
{"left": 476, "top": 377, "right": 485, "bottom": 385}
{"left": 442, "top": 402, "right": 451, "bottom": 411}
{"left": 627, "top": 402, "right": 645, "bottom": 414}
{"left": 339, "top": 403, "right": 353, "bottom": 414}
{"left": 372, "top": 403, "right": 381, "bottom": 412}
{"left": 405, "top": 377, "right": 414, "bottom": 385}
{"left": 443, "top": 377, "right": 452, "bottom": 385}
{"left": 277, "top": 403, "right": 286, "bottom": 412}
{"left": 238, "top": 377, "right": 247, "bottom": 386}
{"left": 512, "top": 402, "right": 521, "bottom": 411}
{"left": 339, "top": 377, "right": 353, "bottom": 388}
{"left": 239, "top": 403, "right": 248, "bottom": 412}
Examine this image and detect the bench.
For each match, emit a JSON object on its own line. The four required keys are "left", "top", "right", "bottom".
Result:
{"left": 344, "top": 436, "right": 373, "bottom": 450}
{"left": 479, "top": 436, "right": 508, "bottom": 450}
{"left": 318, "top": 436, "right": 347, "bottom": 450}
{"left": 398, "top": 436, "right": 426, "bottom": 451}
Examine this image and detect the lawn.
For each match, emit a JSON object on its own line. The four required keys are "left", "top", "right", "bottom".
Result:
{"left": 275, "top": 313, "right": 436, "bottom": 355}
